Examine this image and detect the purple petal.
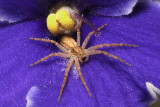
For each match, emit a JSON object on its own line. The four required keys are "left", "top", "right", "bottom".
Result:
{"left": 80, "top": 1, "right": 160, "bottom": 105}
{"left": 0, "top": 0, "right": 139, "bottom": 23}
{"left": 0, "top": 0, "right": 53, "bottom": 23}
{"left": 0, "top": 19, "right": 55, "bottom": 106}
{"left": 0, "top": 1, "right": 160, "bottom": 106}
{"left": 76, "top": 0, "right": 138, "bottom": 16}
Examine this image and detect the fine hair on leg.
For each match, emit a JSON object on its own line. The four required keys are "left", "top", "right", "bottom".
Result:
{"left": 58, "top": 57, "right": 74, "bottom": 102}
{"left": 75, "top": 58, "right": 92, "bottom": 97}
{"left": 77, "top": 20, "right": 82, "bottom": 46}
{"left": 87, "top": 43, "right": 138, "bottom": 50}
{"left": 29, "top": 38, "right": 68, "bottom": 53}
{"left": 82, "top": 23, "right": 108, "bottom": 49}
{"left": 88, "top": 50, "right": 130, "bottom": 66}
{"left": 29, "top": 53, "right": 70, "bottom": 67}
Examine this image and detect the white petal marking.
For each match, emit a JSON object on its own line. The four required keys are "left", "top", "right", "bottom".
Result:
{"left": 146, "top": 82, "right": 160, "bottom": 105}
{"left": 26, "top": 86, "right": 40, "bottom": 107}
{"left": 153, "top": 1, "right": 160, "bottom": 7}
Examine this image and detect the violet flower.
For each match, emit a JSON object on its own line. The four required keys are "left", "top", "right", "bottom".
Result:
{"left": 0, "top": 0, "right": 160, "bottom": 106}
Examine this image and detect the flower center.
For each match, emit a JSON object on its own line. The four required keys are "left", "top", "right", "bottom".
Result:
{"left": 47, "top": 6, "right": 78, "bottom": 36}
{"left": 47, "top": 6, "right": 100, "bottom": 36}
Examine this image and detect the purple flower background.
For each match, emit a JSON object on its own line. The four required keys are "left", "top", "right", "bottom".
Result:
{"left": 0, "top": 0, "right": 160, "bottom": 106}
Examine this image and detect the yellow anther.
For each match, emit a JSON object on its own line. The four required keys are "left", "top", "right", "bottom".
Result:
{"left": 47, "top": 13, "right": 60, "bottom": 36}
{"left": 47, "top": 9, "right": 77, "bottom": 36}
{"left": 56, "top": 10, "right": 76, "bottom": 31}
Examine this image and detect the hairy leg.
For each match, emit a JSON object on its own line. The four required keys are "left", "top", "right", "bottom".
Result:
{"left": 82, "top": 23, "right": 108, "bottom": 49}
{"left": 88, "top": 43, "right": 138, "bottom": 50}
{"left": 29, "top": 38, "right": 68, "bottom": 53}
{"left": 87, "top": 50, "right": 130, "bottom": 66}
{"left": 58, "top": 58, "right": 74, "bottom": 102}
{"left": 77, "top": 20, "right": 82, "bottom": 46}
{"left": 78, "top": 57, "right": 84, "bottom": 64}
{"left": 29, "top": 53, "right": 70, "bottom": 67}
{"left": 85, "top": 56, "right": 89, "bottom": 62}
{"left": 75, "top": 58, "right": 92, "bottom": 97}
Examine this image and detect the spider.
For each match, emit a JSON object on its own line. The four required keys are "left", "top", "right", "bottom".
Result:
{"left": 29, "top": 20, "right": 138, "bottom": 102}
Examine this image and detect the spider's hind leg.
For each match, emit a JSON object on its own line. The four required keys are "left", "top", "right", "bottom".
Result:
{"left": 58, "top": 57, "right": 74, "bottom": 102}
{"left": 88, "top": 43, "right": 138, "bottom": 50}
{"left": 75, "top": 58, "right": 92, "bottom": 97}
{"left": 88, "top": 50, "right": 131, "bottom": 66}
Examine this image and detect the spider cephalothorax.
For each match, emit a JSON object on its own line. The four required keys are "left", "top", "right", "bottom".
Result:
{"left": 60, "top": 35, "right": 86, "bottom": 63}
{"left": 29, "top": 21, "right": 138, "bottom": 102}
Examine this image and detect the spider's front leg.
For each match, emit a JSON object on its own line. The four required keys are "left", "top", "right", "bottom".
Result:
{"left": 77, "top": 20, "right": 82, "bottom": 46}
{"left": 29, "top": 38, "right": 68, "bottom": 53}
{"left": 82, "top": 23, "right": 108, "bottom": 49}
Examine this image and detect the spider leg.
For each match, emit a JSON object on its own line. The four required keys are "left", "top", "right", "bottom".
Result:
{"left": 29, "top": 38, "right": 68, "bottom": 53}
{"left": 88, "top": 50, "right": 131, "bottom": 66}
{"left": 85, "top": 55, "right": 89, "bottom": 62}
{"left": 88, "top": 43, "right": 138, "bottom": 50}
{"left": 75, "top": 58, "right": 92, "bottom": 97}
{"left": 82, "top": 23, "right": 108, "bottom": 49}
{"left": 29, "top": 53, "right": 70, "bottom": 67}
{"left": 58, "top": 57, "right": 74, "bottom": 102}
{"left": 77, "top": 20, "right": 82, "bottom": 46}
{"left": 79, "top": 57, "right": 84, "bottom": 64}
